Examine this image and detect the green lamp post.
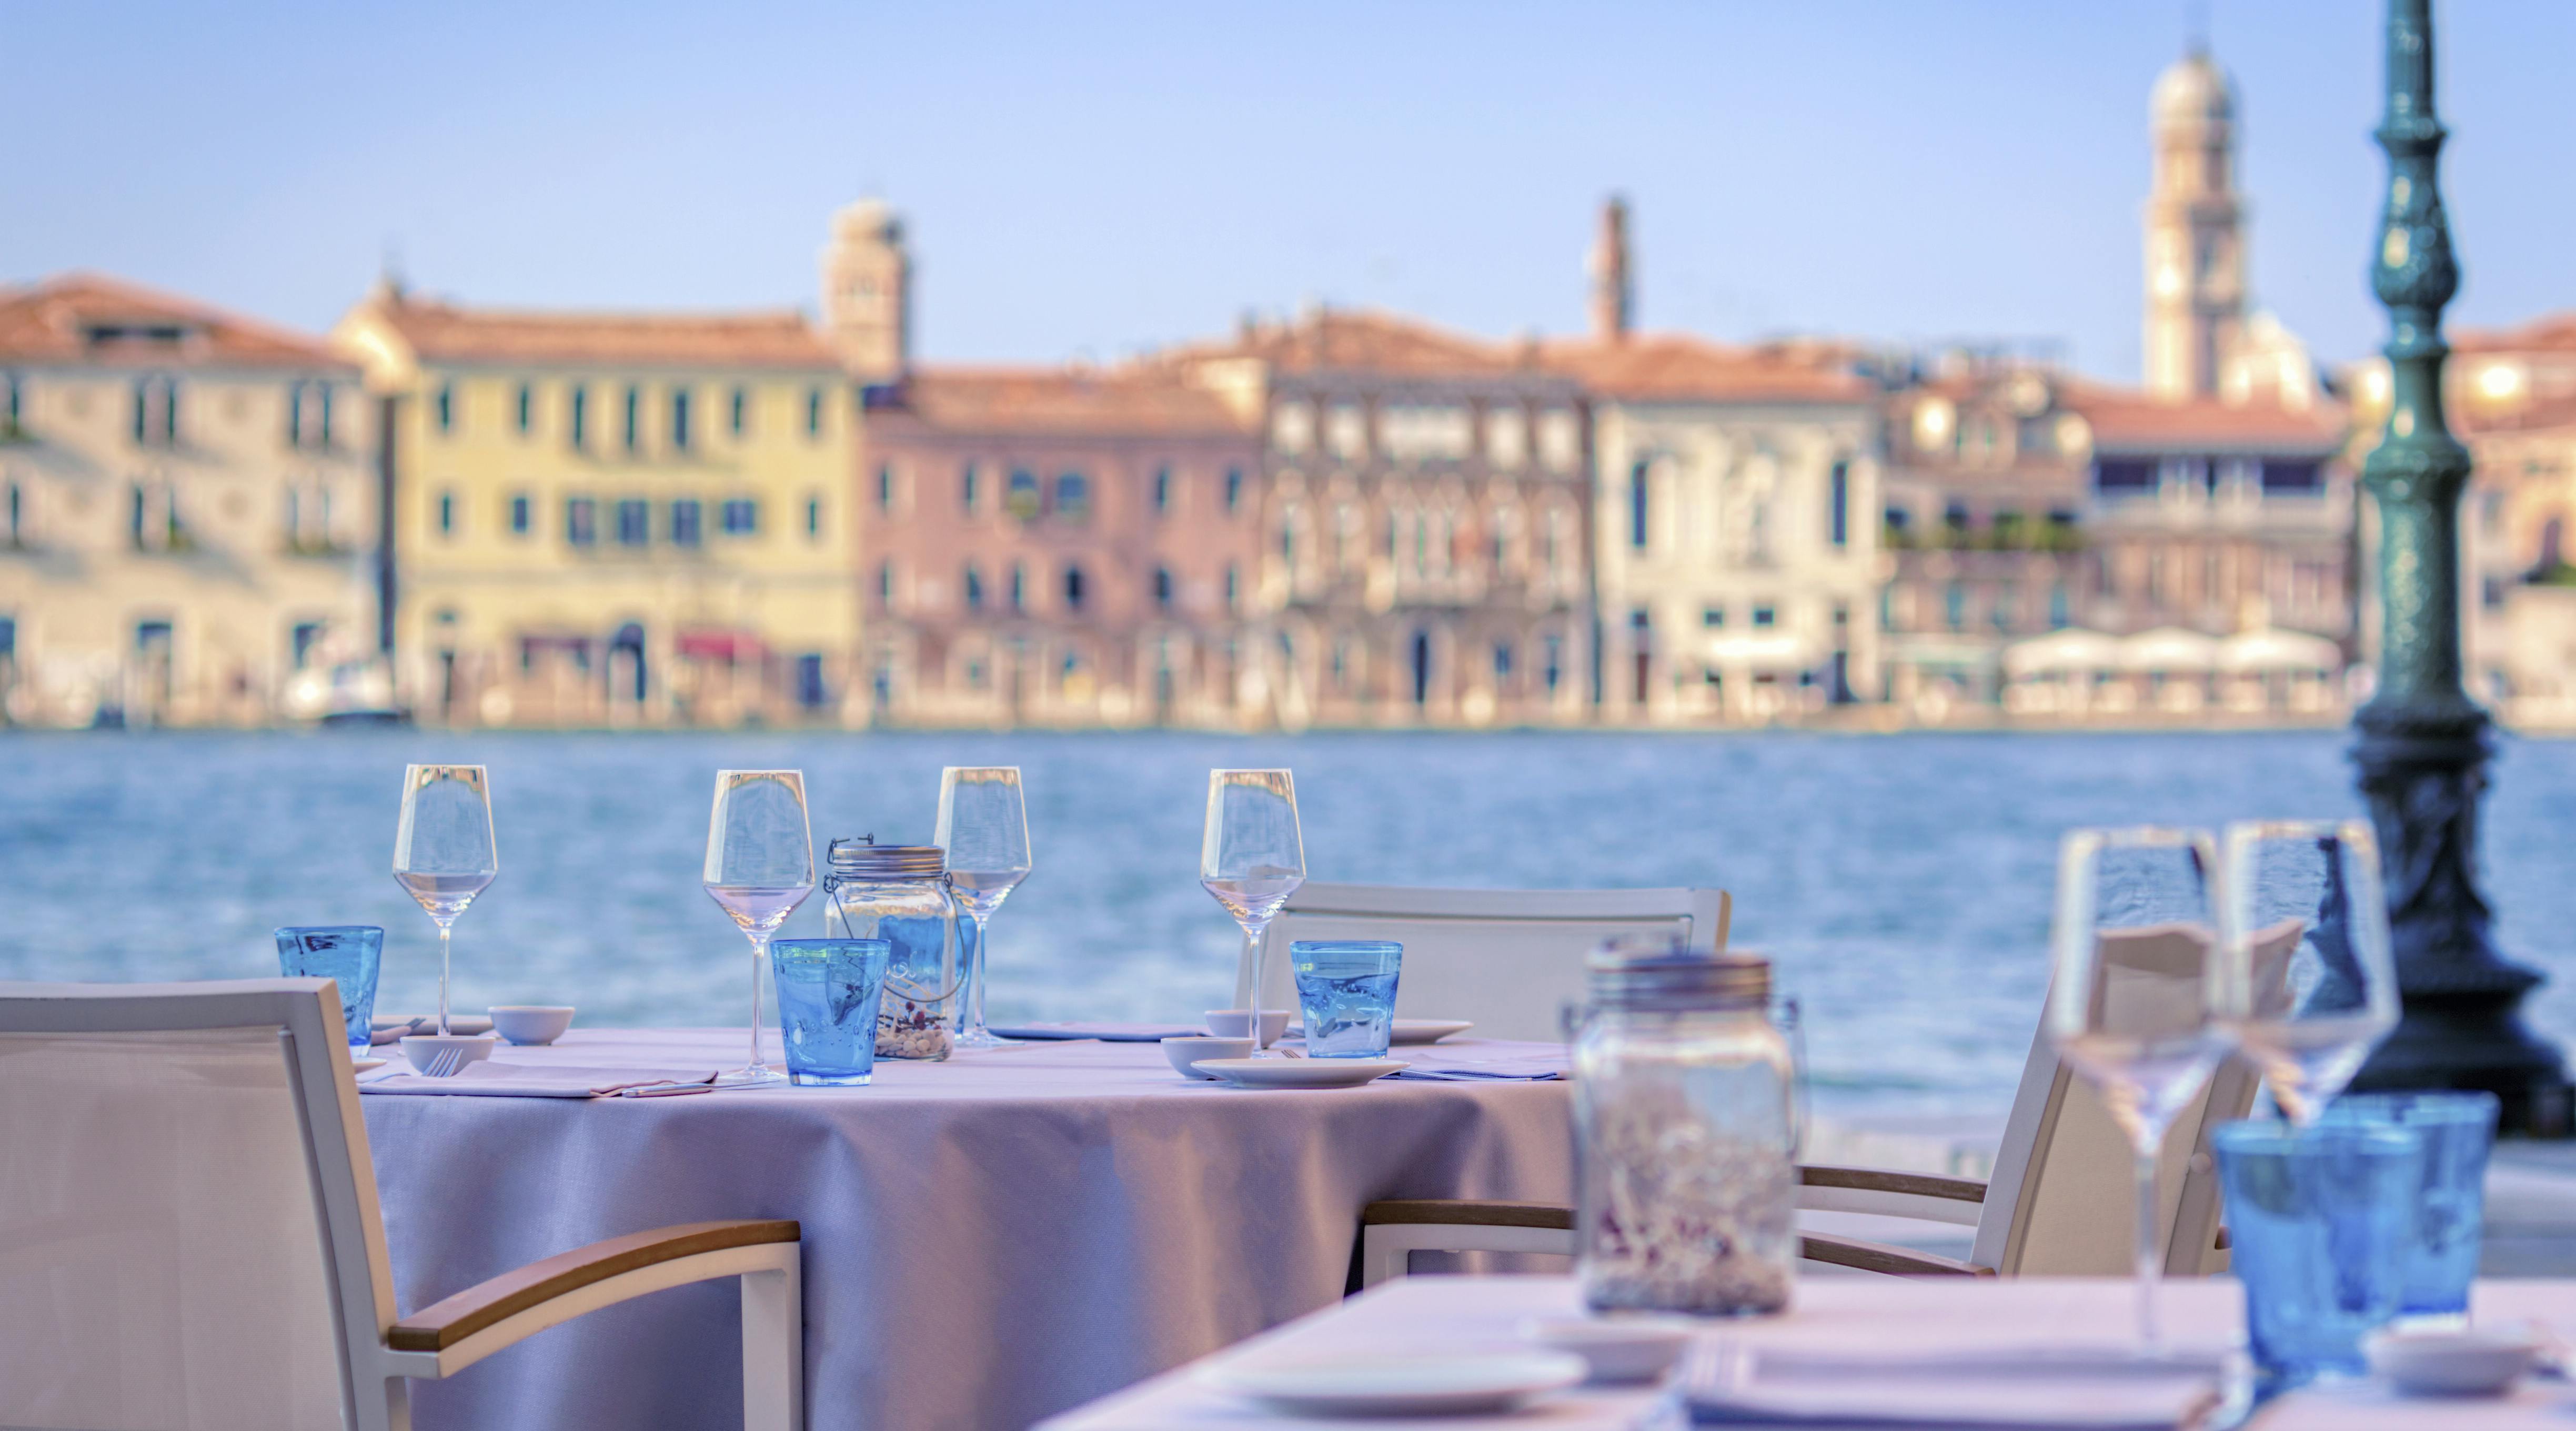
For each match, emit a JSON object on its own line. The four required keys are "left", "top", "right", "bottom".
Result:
{"left": 2346, "top": 0, "right": 2568, "bottom": 1134}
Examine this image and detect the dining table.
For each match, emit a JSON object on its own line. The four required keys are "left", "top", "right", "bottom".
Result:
{"left": 355, "top": 1027, "right": 1572, "bottom": 1431}
{"left": 1040, "top": 1274, "right": 2576, "bottom": 1429}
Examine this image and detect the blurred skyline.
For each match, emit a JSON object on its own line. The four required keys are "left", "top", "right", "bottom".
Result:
{"left": 6, "top": 1, "right": 2571, "bottom": 378}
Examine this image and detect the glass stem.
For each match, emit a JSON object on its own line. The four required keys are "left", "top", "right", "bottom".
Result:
{"left": 964, "top": 913, "right": 992, "bottom": 1039}
{"left": 2134, "top": 1138, "right": 2162, "bottom": 1354}
{"left": 748, "top": 933, "right": 771, "bottom": 1074}
{"left": 1244, "top": 924, "right": 1266, "bottom": 1050}
{"left": 437, "top": 924, "right": 452, "bottom": 1036}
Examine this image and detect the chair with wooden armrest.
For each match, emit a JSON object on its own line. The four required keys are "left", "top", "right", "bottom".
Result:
{"left": 0, "top": 980, "right": 802, "bottom": 1431}
{"left": 1353, "top": 922, "right": 2295, "bottom": 1287}
{"left": 1250, "top": 882, "right": 1732, "bottom": 1043}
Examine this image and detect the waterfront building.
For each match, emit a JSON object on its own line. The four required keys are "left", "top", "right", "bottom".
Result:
{"left": 1158, "top": 308, "right": 1596, "bottom": 728}
{"left": 854, "top": 367, "right": 1264, "bottom": 727}
{"left": 1553, "top": 203, "right": 1883, "bottom": 724}
{"left": 0, "top": 274, "right": 377, "bottom": 728}
{"left": 333, "top": 283, "right": 860, "bottom": 727}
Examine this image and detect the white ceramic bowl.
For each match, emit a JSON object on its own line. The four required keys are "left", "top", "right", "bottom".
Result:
{"left": 1205, "top": 1009, "right": 1291, "bottom": 1047}
{"left": 489, "top": 1005, "right": 576, "bottom": 1046}
{"left": 2366, "top": 1328, "right": 2539, "bottom": 1397}
{"left": 1516, "top": 1315, "right": 1697, "bottom": 1383}
{"left": 1162, "top": 1035, "right": 1256, "bottom": 1079}
{"left": 397, "top": 1033, "right": 498, "bottom": 1072}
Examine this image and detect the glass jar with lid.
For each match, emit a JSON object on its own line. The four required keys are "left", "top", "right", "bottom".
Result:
{"left": 821, "top": 837, "right": 958, "bottom": 1061}
{"left": 1571, "top": 936, "right": 1800, "bottom": 1316}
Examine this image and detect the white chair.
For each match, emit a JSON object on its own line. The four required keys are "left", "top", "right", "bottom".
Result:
{"left": 1356, "top": 922, "right": 2296, "bottom": 1285}
{"left": 0, "top": 980, "right": 802, "bottom": 1431}
{"left": 1248, "top": 882, "right": 1733, "bottom": 1043}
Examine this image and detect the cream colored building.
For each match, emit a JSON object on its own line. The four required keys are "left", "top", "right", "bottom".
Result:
{"left": 0, "top": 274, "right": 378, "bottom": 727}
{"left": 334, "top": 284, "right": 861, "bottom": 727}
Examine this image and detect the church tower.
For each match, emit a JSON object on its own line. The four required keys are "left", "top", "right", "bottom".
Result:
{"left": 2142, "top": 48, "right": 2246, "bottom": 401}
{"left": 1589, "top": 195, "right": 1633, "bottom": 344}
{"left": 821, "top": 199, "right": 911, "bottom": 382}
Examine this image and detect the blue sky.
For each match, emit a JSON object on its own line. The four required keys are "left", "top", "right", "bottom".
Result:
{"left": 5, "top": 1, "right": 2569, "bottom": 379}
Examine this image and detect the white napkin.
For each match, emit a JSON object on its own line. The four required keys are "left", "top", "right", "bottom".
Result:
{"left": 1682, "top": 1342, "right": 2225, "bottom": 1429}
{"left": 359, "top": 1064, "right": 717, "bottom": 1098}
{"left": 1386, "top": 1052, "right": 1566, "bottom": 1082}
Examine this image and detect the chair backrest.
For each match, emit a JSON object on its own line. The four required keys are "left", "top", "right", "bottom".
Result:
{"left": 1249, "top": 883, "right": 1730, "bottom": 1043}
{"left": 0, "top": 980, "right": 396, "bottom": 1431}
{"left": 1970, "top": 922, "right": 2297, "bottom": 1276}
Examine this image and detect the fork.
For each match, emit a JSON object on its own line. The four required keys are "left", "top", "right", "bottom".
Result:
{"left": 419, "top": 1045, "right": 467, "bottom": 1079}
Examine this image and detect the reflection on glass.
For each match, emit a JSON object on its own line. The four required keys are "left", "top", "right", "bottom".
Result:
{"left": 391, "top": 764, "right": 498, "bottom": 1036}
{"left": 2047, "top": 825, "right": 2226, "bottom": 1355}
{"left": 704, "top": 769, "right": 816, "bottom": 1086}
{"left": 2217, "top": 819, "right": 2400, "bottom": 1125}
{"left": 935, "top": 766, "right": 1031, "bottom": 1050}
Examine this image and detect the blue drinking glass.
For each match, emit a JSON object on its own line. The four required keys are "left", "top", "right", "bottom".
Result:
{"left": 770, "top": 938, "right": 891, "bottom": 1086}
{"left": 2212, "top": 1120, "right": 2424, "bottom": 1390}
{"left": 1290, "top": 940, "right": 1402, "bottom": 1058}
{"left": 2319, "top": 1091, "right": 2500, "bottom": 1327}
{"left": 275, "top": 925, "right": 384, "bottom": 1050}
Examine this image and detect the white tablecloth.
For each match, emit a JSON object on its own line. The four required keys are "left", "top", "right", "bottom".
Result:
{"left": 1042, "top": 1275, "right": 2576, "bottom": 1429}
{"left": 357, "top": 1029, "right": 1572, "bottom": 1431}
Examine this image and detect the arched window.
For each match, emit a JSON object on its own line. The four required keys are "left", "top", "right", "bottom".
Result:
{"left": 1009, "top": 563, "right": 1027, "bottom": 611}
{"left": 1628, "top": 460, "right": 1650, "bottom": 549}
{"left": 1005, "top": 469, "right": 1042, "bottom": 521}
{"left": 1152, "top": 567, "right": 1174, "bottom": 610}
{"left": 1055, "top": 472, "right": 1090, "bottom": 521}
{"left": 1063, "top": 565, "right": 1086, "bottom": 611}
{"left": 963, "top": 562, "right": 984, "bottom": 610}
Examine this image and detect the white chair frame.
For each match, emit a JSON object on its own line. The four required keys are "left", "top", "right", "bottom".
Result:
{"left": 0, "top": 980, "right": 802, "bottom": 1431}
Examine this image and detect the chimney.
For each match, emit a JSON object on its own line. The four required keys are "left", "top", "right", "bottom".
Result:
{"left": 1588, "top": 195, "right": 1633, "bottom": 343}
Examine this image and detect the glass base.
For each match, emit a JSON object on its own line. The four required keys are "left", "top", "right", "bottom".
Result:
{"left": 713, "top": 1065, "right": 791, "bottom": 1087}
{"left": 786, "top": 1069, "right": 873, "bottom": 1086}
{"left": 953, "top": 1026, "right": 1015, "bottom": 1050}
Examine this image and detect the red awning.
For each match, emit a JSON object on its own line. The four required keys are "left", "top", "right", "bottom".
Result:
{"left": 676, "top": 629, "right": 769, "bottom": 662}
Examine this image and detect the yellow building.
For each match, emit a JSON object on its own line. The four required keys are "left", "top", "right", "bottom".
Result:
{"left": 335, "top": 283, "right": 861, "bottom": 727}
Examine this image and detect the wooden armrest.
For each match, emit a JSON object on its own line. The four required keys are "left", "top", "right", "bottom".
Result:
{"left": 1800, "top": 1231, "right": 1992, "bottom": 1278}
{"left": 1361, "top": 1200, "right": 1574, "bottom": 1231}
{"left": 389, "top": 1219, "right": 799, "bottom": 1352}
{"left": 1799, "top": 1164, "right": 1987, "bottom": 1204}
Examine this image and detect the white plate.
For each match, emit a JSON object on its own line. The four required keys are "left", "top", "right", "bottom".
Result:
{"left": 1517, "top": 1315, "right": 1697, "bottom": 1383}
{"left": 1194, "top": 1057, "right": 1407, "bottom": 1089}
{"left": 1390, "top": 1019, "right": 1474, "bottom": 1045}
{"left": 1203, "top": 1351, "right": 1587, "bottom": 1417}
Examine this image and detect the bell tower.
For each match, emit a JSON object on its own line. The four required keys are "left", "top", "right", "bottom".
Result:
{"left": 1588, "top": 195, "right": 1633, "bottom": 344}
{"left": 821, "top": 199, "right": 911, "bottom": 382}
{"left": 2142, "top": 48, "right": 2246, "bottom": 400}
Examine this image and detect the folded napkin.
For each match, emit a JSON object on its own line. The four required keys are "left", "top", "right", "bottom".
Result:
{"left": 1385, "top": 1053, "right": 1565, "bottom": 1082}
{"left": 370, "top": 1014, "right": 494, "bottom": 1044}
{"left": 359, "top": 1064, "right": 717, "bottom": 1099}
{"left": 1682, "top": 1342, "right": 2223, "bottom": 1430}
{"left": 984, "top": 1022, "right": 1206, "bottom": 1043}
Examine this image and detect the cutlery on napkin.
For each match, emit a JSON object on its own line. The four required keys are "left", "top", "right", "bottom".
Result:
{"left": 1681, "top": 1341, "right": 2225, "bottom": 1429}
{"left": 1386, "top": 1055, "right": 1565, "bottom": 1082}
{"left": 370, "top": 1014, "right": 495, "bottom": 1044}
{"left": 359, "top": 1064, "right": 719, "bottom": 1099}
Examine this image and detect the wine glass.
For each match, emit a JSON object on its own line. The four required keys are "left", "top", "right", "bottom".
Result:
{"left": 1200, "top": 769, "right": 1305, "bottom": 1054}
{"left": 2046, "top": 825, "right": 2228, "bottom": 1356}
{"left": 2216, "top": 819, "right": 2399, "bottom": 1125}
{"left": 391, "top": 764, "right": 498, "bottom": 1037}
{"left": 703, "top": 770, "right": 816, "bottom": 1087}
{"left": 936, "top": 766, "right": 1032, "bottom": 1051}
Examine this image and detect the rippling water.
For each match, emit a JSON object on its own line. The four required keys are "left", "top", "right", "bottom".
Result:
{"left": 9, "top": 728, "right": 2575, "bottom": 1122}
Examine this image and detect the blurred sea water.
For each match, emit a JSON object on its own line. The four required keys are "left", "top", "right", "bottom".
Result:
{"left": 9, "top": 727, "right": 2576, "bottom": 1126}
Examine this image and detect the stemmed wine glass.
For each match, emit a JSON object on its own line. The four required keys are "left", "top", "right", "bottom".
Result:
{"left": 936, "top": 766, "right": 1032, "bottom": 1051}
{"left": 1200, "top": 769, "right": 1305, "bottom": 1054}
{"left": 703, "top": 769, "right": 816, "bottom": 1087}
{"left": 2215, "top": 819, "right": 2399, "bottom": 1124}
{"left": 391, "top": 764, "right": 498, "bottom": 1037}
{"left": 2046, "top": 825, "right": 2229, "bottom": 1356}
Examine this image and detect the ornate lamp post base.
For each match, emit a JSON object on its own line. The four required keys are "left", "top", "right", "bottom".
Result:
{"left": 2349, "top": 710, "right": 2569, "bottom": 1134}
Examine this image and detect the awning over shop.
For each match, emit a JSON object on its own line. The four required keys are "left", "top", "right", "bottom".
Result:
{"left": 676, "top": 629, "right": 770, "bottom": 663}
{"left": 2001, "top": 628, "right": 2121, "bottom": 678}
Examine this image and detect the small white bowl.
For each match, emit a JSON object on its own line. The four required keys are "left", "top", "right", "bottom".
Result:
{"left": 397, "top": 1033, "right": 498, "bottom": 1072}
{"left": 1205, "top": 1009, "right": 1291, "bottom": 1048}
{"left": 489, "top": 1005, "right": 576, "bottom": 1046}
{"left": 2367, "top": 1328, "right": 2540, "bottom": 1398}
{"left": 1516, "top": 1315, "right": 1698, "bottom": 1383}
{"left": 1162, "top": 1035, "right": 1256, "bottom": 1079}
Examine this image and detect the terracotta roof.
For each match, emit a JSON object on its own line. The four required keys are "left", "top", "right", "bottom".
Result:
{"left": 2457, "top": 313, "right": 2576, "bottom": 356}
{"left": 2065, "top": 381, "right": 2346, "bottom": 452}
{"left": 1163, "top": 308, "right": 1551, "bottom": 380}
{"left": 356, "top": 289, "right": 839, "bottom": 370}
{"left": 1541, "top": 332, "right": 1871, "bottom": 402}
{"left": 886, "top": 367, "right": 1254, "bottom": 438}
{"left": 2459, "top": 391, "right": 2576, "bottom": 438}
{"left": 0, "top": 271, "right": 351, "bottom": 370}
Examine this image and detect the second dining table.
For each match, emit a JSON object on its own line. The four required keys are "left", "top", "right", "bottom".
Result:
{"left": 357, "top": 1028, "right": 1573, "bottom": 1431}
